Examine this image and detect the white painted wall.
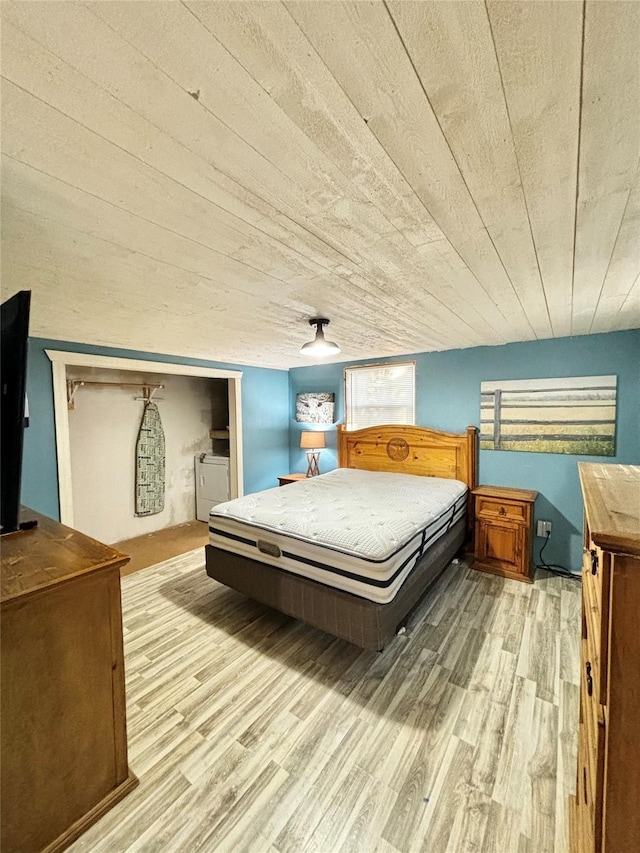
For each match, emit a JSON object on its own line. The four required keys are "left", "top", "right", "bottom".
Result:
{"left": 68, "top": 366, "right": 213, "bottom": 543}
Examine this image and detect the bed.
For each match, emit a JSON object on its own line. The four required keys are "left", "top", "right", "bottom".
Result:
{"left": 205, "top": 424, "right": 477, "bottom": 650}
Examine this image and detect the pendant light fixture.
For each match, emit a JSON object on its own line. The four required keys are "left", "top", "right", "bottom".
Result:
{"left": 299, "top": 318, "right": 340, "bottom": 358}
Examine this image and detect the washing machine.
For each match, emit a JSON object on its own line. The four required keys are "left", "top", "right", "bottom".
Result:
{"left": 195, "top": 454, "right": 230, "bottom": 521}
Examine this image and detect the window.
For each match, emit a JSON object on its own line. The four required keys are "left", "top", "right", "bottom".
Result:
{"left": 344, "top": 362, "right": 416, "bottom": 430}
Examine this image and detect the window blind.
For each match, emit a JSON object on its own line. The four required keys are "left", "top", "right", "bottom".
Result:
{"left": 345, "top": 362, "right": 416, "bottom": 430}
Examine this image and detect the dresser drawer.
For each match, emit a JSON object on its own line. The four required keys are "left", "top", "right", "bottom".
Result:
{"left": 580, "top": 643, "right": 606, "bottom": 813}
{"left": 576, "top": 730, "right": 596, "bottom": 852}
{"left": 475, "top": 496, "right": 529, "bottom": 524}
{"left": 582, "top": 539, "right": 610, "bottom": 619}
{"left": 582, "top": 569, "right": 608, "bottom": 706}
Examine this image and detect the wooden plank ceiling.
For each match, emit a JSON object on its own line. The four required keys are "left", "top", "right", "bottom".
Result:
{"left": 1, "top": 1, "right": 638, "bottom": 370}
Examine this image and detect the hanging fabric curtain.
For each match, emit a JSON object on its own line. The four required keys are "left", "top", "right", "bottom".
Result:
{"left": 135, "top": 400, "right": 166, "bottom": 516}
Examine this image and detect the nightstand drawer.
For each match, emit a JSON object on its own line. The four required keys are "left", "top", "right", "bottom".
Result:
{"left": 475, "top": 496, "right": 529, "bottom": 524}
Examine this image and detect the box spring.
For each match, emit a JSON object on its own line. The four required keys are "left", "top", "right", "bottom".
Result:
{"left": 205, "top": 516, "right": 465, "bottom": 651}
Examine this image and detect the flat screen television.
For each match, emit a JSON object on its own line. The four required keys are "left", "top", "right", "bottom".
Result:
{"left": 1, "top": 290, "right": 32, "bottom": 534}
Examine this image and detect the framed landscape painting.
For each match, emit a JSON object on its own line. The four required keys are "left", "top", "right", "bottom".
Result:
{"left": 480, "top": 375, "right": 617, "bottom": 455}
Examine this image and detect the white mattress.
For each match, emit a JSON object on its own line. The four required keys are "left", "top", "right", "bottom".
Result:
{"left": 208, "top": 468, "right": 467, "bottom": 604}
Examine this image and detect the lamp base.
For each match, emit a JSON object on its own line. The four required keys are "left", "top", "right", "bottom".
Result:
{"left": 305, "top": 450, "right": 320, "bottom": 477}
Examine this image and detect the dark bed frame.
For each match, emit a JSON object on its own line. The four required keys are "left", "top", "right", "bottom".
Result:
{"left": 205, "top": 424, "right": 478, "bottom": 650}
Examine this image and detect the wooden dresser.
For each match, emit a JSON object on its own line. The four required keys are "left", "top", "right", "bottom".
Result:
{"left": 1, "top": 510, "right": 138, "bottom": 853}
{"left": 472, "top": 485, "right": 537, "bottom": 583}
{"left": 570, "top": 463, "right": 640, "bottom": 852}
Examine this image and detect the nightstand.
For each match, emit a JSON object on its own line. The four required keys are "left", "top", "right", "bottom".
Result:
{"left": 277, "top": 473, "right": 307, "bottom": 486}
{"left": 472, "top": 485, "right": 538, "bottom": 583}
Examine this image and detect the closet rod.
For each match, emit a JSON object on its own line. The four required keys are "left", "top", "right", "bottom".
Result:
{"left": 67, "top": 379, "right": 164, "bottom": 410}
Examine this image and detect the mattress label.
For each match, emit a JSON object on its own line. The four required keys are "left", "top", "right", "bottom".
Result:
{"left": 258, "top": 539, "right": 282, "bottom": 558}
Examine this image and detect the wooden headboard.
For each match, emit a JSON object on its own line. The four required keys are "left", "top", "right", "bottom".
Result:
{"left": 337, "top": 423, "right": 478, "bottom": 540}
{"left": 338, "top": 424, "right": 477, "bottom": 489}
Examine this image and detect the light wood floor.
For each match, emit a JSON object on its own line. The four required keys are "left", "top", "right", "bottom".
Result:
{"left": 68, "top": 551, "right": 581, "bottom": 853}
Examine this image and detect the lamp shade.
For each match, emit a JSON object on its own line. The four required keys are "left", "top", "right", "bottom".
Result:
{"left": 299, "top": 318, "right": 340, "bottom": 358}
{"left": 300, "top": 431, "right": 326, "bottom": 449}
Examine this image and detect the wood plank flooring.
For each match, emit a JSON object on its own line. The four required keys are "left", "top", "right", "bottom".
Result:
{"left": 115, "top": 520, "right": 210, "bottom": 577}
{"left": 67, "top": 551, "right": 581, "bottom": 853}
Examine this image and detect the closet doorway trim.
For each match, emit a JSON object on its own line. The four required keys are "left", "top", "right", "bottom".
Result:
{"left": 46, "top": 350, "right": 243, "bottom": 528}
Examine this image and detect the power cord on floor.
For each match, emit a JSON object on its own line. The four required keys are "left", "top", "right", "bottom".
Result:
{"left": 536, "top": 531, "right": 581, "bottom": 581}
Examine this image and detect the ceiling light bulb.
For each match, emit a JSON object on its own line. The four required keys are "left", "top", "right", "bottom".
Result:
{"left": 299, "top": 318, "right": 340, "bottom": 358}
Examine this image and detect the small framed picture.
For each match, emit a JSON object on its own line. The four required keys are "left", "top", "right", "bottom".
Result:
{"left": 296, "top": 392, "right": 335, "bottom": 424}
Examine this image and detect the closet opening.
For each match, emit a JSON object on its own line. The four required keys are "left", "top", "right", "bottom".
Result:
{"left": 46, "top": 351, "right": 243, "bottom": 540}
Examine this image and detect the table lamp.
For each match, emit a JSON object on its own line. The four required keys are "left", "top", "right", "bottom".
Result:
{"left": 300, "top": 431, "right": 326, "bottom": 477}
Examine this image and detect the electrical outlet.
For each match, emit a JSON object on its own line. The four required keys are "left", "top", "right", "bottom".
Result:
{"left": 537, "top": 520, "right": 552, "bottom": 537}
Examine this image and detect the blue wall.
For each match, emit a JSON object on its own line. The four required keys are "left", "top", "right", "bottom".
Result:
{"left": 22, "top": 338, "right": 290, "bottom": 521}
{"left": 289, "top": 330, "right": 640, "bottom": 572}
{"left": 21, "top": 331, "right": 639, "bottom": 570}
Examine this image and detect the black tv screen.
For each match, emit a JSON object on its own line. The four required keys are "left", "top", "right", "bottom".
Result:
{"left": 1, "top": 290, "right": 31, "bottom": 534}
